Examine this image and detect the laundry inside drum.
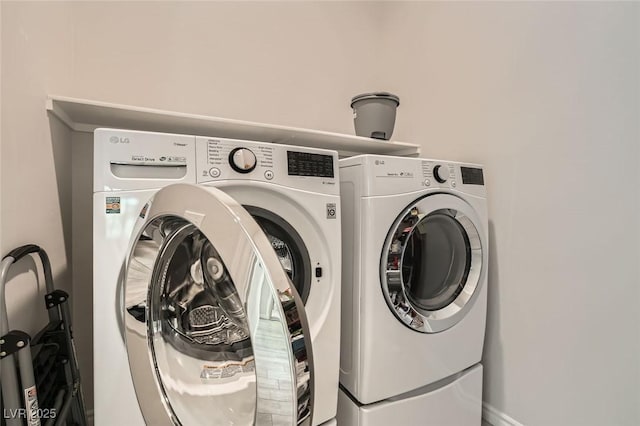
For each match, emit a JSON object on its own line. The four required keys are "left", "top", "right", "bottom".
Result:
{"left": 247, "top": 208, "right": 311, "bottom": 303}
{"left": 266, "top": 234, "right": 294, "bottom": 280}
{"left": 149, "top": 219, "right": 253, "bottom": 362}
{"left": 143, "top": 212, "right": 306, "bottom": 363}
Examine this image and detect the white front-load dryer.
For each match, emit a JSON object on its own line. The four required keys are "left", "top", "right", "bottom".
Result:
{"left": 337, "top": 155, "right": 488, "bottom": 424}
{"left": 93, "top": 129, "right": 341, "bottom": 425}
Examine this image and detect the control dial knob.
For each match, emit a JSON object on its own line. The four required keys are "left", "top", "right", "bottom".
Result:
{"left": 229, "top": 148, "right": 257, "bottom": 174}
{"left": 433, "top": 164, "right": 450, "bottom": 183}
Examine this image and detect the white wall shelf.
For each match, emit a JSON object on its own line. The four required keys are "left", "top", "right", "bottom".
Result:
{"left": 46, "top": 96, "right": 420, "bottom": 157}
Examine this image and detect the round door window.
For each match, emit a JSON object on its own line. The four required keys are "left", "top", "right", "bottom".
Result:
{"left": 400, "top": 210, "right": 471, "bottom": 311}
{"left": 149, "top": 219, "right": 252, "bottom": 361}
{"left": 141, "top": 216, "right": 256, "bottom": 424}
{"left": 122, "top": 184, "right": 313, "bottom": 425}
{"left": 382, "top": 198, "right": 483, "bottom": 333}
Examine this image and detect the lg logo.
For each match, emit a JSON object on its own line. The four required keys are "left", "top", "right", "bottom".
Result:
{"left": 110, "top": 136, "right": 130, "bottom": 144}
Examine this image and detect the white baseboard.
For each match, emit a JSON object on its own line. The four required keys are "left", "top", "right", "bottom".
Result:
{"left": 482, "top": 402, "right": 524, "bottom": 426}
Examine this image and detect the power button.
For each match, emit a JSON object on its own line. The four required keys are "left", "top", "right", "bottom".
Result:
{"left": 209, "top": 167, "right": 221, "bottom": 178}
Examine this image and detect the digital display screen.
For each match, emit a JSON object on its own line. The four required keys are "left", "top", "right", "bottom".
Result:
{"left": 287, "top": 151, "right": 334, "bottom": 178}
{"left": 461, "top": 167, "right": 484, "bottom": 185}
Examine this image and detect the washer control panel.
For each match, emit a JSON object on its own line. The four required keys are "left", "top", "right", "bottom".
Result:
{"left": 229, "top": 147, "right": 258, "bottom": 174}
{"left": 287, "top": 151, "right": 335, "bottom": 178}
{"left": 196, "top": 137, "right": 339, "bottom": 194}
{"left": 197, "top": 137, "right": 274, "bottom": 180}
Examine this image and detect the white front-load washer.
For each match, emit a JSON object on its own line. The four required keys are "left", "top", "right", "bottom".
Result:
{"left": 337, "top": 155, "right": 488, "bottom": 424}
{"left": 93, "top": 129, "right": 341, "bottom": 425}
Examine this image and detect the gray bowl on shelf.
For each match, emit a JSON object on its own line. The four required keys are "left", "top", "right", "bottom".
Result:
{"left": 351, "top": 92, "right": 400, "bottom": 140}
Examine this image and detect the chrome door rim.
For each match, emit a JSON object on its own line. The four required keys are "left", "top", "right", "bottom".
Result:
{"left": 122, "top": 184, "right": 313, "bottom": 425}
{"left": 380, "top": 193, "right": 484, "bottom": 333}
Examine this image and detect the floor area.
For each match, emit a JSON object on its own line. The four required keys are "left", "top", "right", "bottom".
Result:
{"left": 254, "top": 318, "right": 297, "bottom": 426}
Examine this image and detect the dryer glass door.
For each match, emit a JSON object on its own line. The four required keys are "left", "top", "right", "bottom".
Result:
{"left": 122, "top": 184, "right": 313, "bottom": 425}
{"left": 382, "top": 194, "right": 484, "bottom": 333}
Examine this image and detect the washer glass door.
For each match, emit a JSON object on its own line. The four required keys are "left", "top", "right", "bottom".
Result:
{"left": 122, "top": 184, "right": 313, "bottom": 425}
{"left": 381, "top": 194, "right": 484, "bottom": 333}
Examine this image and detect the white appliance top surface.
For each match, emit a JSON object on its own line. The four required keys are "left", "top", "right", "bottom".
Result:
{"left": 94, "top": 128, "right": 339, "bottom": 195}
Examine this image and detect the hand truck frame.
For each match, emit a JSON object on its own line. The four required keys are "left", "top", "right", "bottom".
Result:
{"left": 1, "top": 245, "right": 87, "bottom": 426}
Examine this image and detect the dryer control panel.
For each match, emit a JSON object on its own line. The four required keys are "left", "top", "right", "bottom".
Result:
{"left": 196, "top": 137, "right": 339, "bottom": 195}
{"left": 339, "top": 155, "right": 486, "bottom": 198}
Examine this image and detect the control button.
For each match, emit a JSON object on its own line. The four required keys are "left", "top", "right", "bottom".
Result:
{"left": 264, "top": 170, "right": 274, "bottom": 180}
{"left": 433, "top": 164, "right": 450, "bottom": 183}
{"left": 315, "top": 267, "right": 323, "bottom": 278}
{"left": 326, "top": 203, "right": 337, "bottom": 219}
{"left": 209, "top": 167, "right": 221, "bottom": 178}
{"left": 229, "top": 148, "right": 257, "bottom": 174}
{"left": 451, "top": 180, "right": 457, "bottom": 188}
{"left": 423, "top": 179, "right": 431, "bottom": 186}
